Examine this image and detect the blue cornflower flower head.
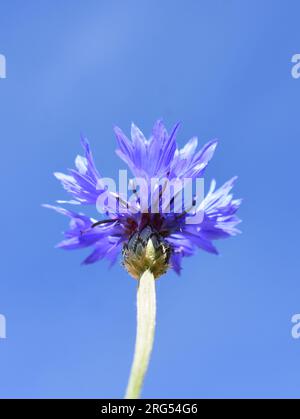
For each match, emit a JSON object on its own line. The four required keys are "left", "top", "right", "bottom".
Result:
{"left": 44, "top": 120, "right": 241, "bottom": 279}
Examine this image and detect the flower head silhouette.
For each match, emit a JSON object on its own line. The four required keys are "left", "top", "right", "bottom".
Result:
{"left": 45, "top": 120, "right": 241, "bottom": 278}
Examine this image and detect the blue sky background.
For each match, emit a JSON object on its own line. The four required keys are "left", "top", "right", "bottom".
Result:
{"left": 0, "top": 0, "right": 300, "bottom": 399}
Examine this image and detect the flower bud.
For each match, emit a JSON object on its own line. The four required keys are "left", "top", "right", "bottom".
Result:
{"left": 122, "top": 226, "right": 171, "bottom": 279}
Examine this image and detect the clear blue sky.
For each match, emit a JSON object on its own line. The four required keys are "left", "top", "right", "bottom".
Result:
{"left": 0, "top": 0, "right": 300, "bottom": 398}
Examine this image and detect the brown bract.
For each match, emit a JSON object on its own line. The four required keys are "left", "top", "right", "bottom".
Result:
{"left": 122, "top": 226, "right": 171, "bottom": 279}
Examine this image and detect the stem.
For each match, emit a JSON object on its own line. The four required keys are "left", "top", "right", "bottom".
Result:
{"left": 125, "top": 269, "right": 156, "bottom": 399}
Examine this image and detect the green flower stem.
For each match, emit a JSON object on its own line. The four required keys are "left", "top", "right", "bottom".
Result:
{"left": 125, "top": 269, "right": 156, "bottom": 399}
